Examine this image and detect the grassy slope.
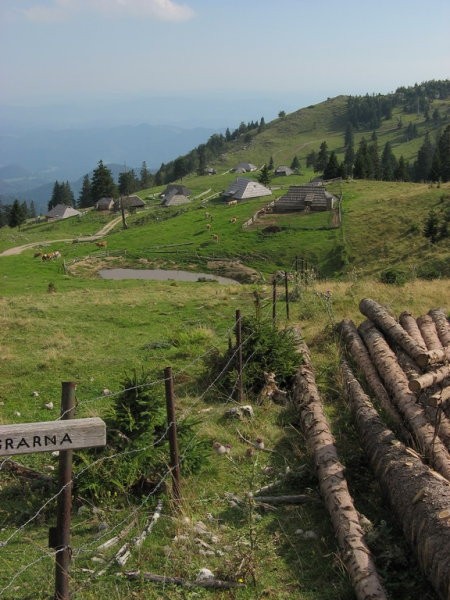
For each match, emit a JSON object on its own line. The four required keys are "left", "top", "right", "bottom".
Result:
{"left": 0, "top": 92, "right": 449, "bottom": 599}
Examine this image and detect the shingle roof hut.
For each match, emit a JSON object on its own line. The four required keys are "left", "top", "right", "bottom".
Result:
{"left": 224, "top": 178, "right": 272, "bottom": 200}
{"left": 233, "top": 162, "right": 258, "bottom": 173}
{"left": 161, "top": 184, "right": 191, "bottom": 198}
{"left": 273, "top": 184, "right": 337, "bottom": 212}
{"left": 96, "top": 197, "right": 114, "bottom": 211}
{"left": 274, "top": 166, "right": 294, "bottom": 176}
{"left": 162, "top": 194, "right": 190, "bottom": 207}
{"left": 46, "top": 204, "right": 81, "bottom": 220}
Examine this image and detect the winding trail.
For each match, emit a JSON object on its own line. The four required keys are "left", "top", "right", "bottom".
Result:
{"left": 0, "top": 216, "right": 123, "bottom": 257}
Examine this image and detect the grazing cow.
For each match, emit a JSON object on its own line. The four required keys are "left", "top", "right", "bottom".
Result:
{"left": 230, "top": 217, "right": 237, "bottom": 224}
{"left": 41, "top": 251, "right": 61, "bottom": 261}
{"left": 227, "top": 200, "right": 238, "bottom": 206}
{"left": 96, "top": 241, "right": 107, "bottom": 248}
{"left": 206, "top": 223, "right": 212, "bottom": 230}
{"left": 34, "top": 251, "right": 42, "bottom": 258}
{"left": 211, "top": 233, "right": 219, "bottom": 243}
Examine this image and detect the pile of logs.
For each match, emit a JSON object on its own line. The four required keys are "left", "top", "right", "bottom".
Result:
{"left": 340, "top": 298, "right": 450, "bottom": 600}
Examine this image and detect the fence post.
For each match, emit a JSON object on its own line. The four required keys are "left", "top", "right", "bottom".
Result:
{"left": 164, "top": 367, "right": 181, "bottom": 503}
{"left": 235, "top": 310, "right": 244, "bottom": 402}
{"left": 54, "top": 381, "right": 76, "bottom": 600}
{"left": 284, "top": 271, "right": 290, "bottom": 321}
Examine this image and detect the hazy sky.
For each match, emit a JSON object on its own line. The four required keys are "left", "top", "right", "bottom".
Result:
{"left": 1, "top": 0, "right": 449, "bottom": 122}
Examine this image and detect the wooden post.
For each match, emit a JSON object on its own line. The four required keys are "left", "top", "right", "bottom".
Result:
{"left": 272, "top": 278, "right": 277, "bottom": 326}
{"left": 235, "top": 310, "right": 244, "bottom": 402}
{"left": 54, "top": 381, "right": 76, "bottom": 600}
{"left": 284, "top": 271, "right": 290, "bottom": 320}
{"left": 164, "top": 367, "right": 181, "bottom": 503}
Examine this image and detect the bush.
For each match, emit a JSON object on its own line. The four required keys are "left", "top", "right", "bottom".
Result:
{"left": 74, "top": 369, "right": 209, "bottom": 501}
{"left": 379, "top": 268, "right": 410, "bottom": 285}
{"left": 203, "top": 316, "right": 300, "bottom": 399}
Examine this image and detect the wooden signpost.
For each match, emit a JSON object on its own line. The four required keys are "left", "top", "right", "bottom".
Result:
{"left": 0, "top": 418, "right": 106, "bottom": 456}
{"left": 0, "top": 382, "right": 106, "bottom": 600}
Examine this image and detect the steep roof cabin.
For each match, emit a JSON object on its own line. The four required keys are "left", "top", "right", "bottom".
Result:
{"left": 273, "top": 184, "right": 337, "bottom": 212}
{"left": 223, "top": 178, "right": 272, "bottom": 200}
{"left": 274, "top": 166, "right": 294, "bottom": 176}
{"left": 46, "top": 204, "right": 81, "bottom": 220}
{"left": 232, "top": 162, "right": 258, "bottom": 173}
{"left": 96, "top": 197, "right": 114, "bottom": 211}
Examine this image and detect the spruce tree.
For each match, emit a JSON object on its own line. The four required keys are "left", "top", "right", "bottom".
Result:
{"left": 438, "top": 125, "right": 450, "bottom": 182}
{"left": 140, "top": 161, "right": 153, "bottom": 189}
{"left": 91, "top": 160, "right": 117, "bottom": 202}
{"left": 315, "top": 141, "right": 329, "bottom": 173}
{"left": 78, "top": 174, "right": 93, "bottom": 208}
{"left": 381, "top": 142, "right": 397, "bottom": 181}
{"left": 323, "top": 152, "right": 340, "bottom": 180}
{"left": 8, "top": 199, "right": 27, "bottom": 228}
{"left": 257, "top": 164, "right": 271, "bottom": 187}
{"left": 414, "top": 133, "right": 434, "bottom": 181}
{"left": 268, "top": 156, "right": 274, "bottom": 170}
{"left": 290, "top": 155, "right": 300, "bottom": 171}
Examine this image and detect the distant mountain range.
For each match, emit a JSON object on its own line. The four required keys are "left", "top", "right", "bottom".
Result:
{"left": 0, "top": 122, "right": 218, "bottom": 211}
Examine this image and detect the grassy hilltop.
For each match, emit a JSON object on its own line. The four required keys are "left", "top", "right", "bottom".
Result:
{"left": 0, "top": 84, "right": 449, "bottom": 599}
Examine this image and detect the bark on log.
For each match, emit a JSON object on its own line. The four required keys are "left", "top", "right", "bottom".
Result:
{"left": 339, "top": 319, "right": 405, "bottom": 431}
{"left": 341, "top": 360, "right": 450, "bottom": 600}
{"left": 293, "top": 337, "right": 388, "bottom": 600}
{"left": 399, "top": 311, "right": 427, "bottom": 350}
{"left": 358, "top": 320, "right": 450, "bottom": 480}
{"left": 409, "top": 365, "right": 450, "bottom": 394}
{"left": 429, "top": 308, "right": 450, "bottom": 347}
{"left": 123, "top": 570, "right": 245, "bottom": 589}
{"left": 417, "top": 315, "right": 443, "bottom": 351}
{"left": 359, "top": 298, "right": 430, "bottom": 367}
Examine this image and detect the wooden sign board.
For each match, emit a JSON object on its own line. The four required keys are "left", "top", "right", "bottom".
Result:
{"left": 0, "top": 417, "right": 106, "bottom": 456}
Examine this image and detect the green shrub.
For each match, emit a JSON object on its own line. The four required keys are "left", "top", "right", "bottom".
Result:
{"left": 379, "top": 268, "right": 410, "bottom": 285}
{"left": 74, "top": 369, "right": 209, "bottom": 501}
{"left": 203, "top": 315, "right": 300, "bottom": 399}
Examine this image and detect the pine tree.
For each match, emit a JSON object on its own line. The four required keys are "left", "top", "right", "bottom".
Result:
{"left": 48, "top": 180, "right": 74, "bottom": 210}
{"left": 91, "top": 160, "right": 117, "bottom": 202}
{"left": 78, "top": 174, "right": 93, "bottom": 208}
{"left": 344, "top": 123, "right": 354, "bottom": 148}
{"left": 344, "top": 143, "right": 355, "bottom": 177}
{"left": 414, "top": 133, "right": 434, "bottom": 181}
{"left": 424, "top": 210, "right": 439, "bottom": 243}
{"left": 394, "top": 156, "right": 409, "bottom": 181}
{"left": 353, "top": 138, "right": 370, "bottom": 179}
{"left": 118, "top": 170, "right": 139, "bottom": 196}
{"left": 381, "top": 142, "right": 397, "bottom": 181}
{"left": 140, "top": 161, "right": 153, "bottom": 189}
{"left": 257, "top": 164, "right": 271, "bottom": 187}
{"left": 268, "top": 156, "right": 274, "bottom": 170}
{"left": 323, "top": 152, "right": 340, "bottom": 180}
{"left": 29, "top": 200, "right": 37, "bottom": 219}
{"left": 315, "top": 141, "right": 329, "bottom": 173}
{"left": 8, "top": 199, "right": 27, "bottom": 228}
{"left": 438, "top": 125, "right": 450, "bottom": 182}
{"left": 290, "top": 155, "right": 300, "bottom": 171}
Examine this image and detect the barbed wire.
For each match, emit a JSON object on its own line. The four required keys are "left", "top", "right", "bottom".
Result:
{"left": 0, "top": 291, "right": 299, "bottom": 596}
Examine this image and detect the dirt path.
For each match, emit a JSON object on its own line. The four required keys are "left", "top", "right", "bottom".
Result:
{"left": 0, "top": 216, "right": 123, "bottom": 257}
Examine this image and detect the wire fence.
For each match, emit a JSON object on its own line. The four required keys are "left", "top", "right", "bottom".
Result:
{"left": 0, "top": 270, "right": 330, "bottom": 597}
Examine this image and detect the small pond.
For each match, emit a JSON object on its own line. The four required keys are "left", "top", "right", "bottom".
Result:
{"left": 98, "top": 268, "right": 239, "bottom": 285}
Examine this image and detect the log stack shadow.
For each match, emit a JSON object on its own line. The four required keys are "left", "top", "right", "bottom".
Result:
{"left": 339, "top": 298, "right": 450, "bottom": 600}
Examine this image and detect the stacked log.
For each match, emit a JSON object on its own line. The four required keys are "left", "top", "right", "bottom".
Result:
{"left": 341, "top": 360, "right": 450, "bottom": 600}
{"left": 293, "top": 337, "right": 388, "bottom": 600}
{"left": 339, "top": 299, "right": 450, "bottom": 599}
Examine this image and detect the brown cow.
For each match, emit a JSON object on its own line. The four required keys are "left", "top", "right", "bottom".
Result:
{"left": 96, "top": 241, "right": 107, "bottom": 248}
